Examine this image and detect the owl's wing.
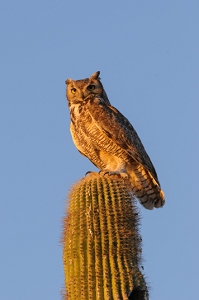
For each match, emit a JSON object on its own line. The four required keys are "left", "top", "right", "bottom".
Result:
{"left": 87, "top": 97, "right": 160, "bottom": 185}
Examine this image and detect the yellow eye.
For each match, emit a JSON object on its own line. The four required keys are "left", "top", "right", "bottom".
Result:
{"left": 87, "top": 85, "right": 95, "bottom": 91}
{"left": 71, "top": 88, "right": 77, "bottom": 94}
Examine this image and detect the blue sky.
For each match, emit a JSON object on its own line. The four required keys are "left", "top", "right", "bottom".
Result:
{"left": 1, "top": 1, "right": 199, "bottom": 299}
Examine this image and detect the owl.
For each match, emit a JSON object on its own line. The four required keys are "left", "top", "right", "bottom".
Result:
{"left": 66, "top": 71, "right": 165, "bottom": 210}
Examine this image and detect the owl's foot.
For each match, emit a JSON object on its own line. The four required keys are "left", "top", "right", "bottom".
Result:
{"left": 99, "top": 170, "right": 129, "bottom": 179}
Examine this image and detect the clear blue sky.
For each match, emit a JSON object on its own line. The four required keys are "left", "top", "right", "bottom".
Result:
{"left": 1, "top": 1, "right": 199, "bottom": 299}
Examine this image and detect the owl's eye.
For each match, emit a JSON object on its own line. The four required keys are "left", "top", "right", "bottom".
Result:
{"left": 87, "top": 85, "right": 95, "bottom": 91}
{"left": 71, "top": 88, "right": 77, "bottom": 94}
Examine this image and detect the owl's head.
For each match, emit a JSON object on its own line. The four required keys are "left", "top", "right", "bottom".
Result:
{"left": 65, "top": 71, "right": 110, "bottom": 107}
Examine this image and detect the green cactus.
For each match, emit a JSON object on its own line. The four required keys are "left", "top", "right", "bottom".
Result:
{"left": 62, "top": 173, "right": 148, "bottom": 300}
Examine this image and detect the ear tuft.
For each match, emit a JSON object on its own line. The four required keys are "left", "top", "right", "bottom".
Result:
{"left": 90, "top": 71, "right": 100, "bottom": 80}
{"left": 65, "top": 78, "right": 72, "bottom": 85}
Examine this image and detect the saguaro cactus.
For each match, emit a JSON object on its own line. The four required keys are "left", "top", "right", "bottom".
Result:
{"left": 62, "top": 173, "right": 148, "bottom": 300}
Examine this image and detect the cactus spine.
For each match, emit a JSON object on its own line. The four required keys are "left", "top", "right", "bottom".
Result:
{"left": 62, "top": 173, "right": 148, "bottom": 300}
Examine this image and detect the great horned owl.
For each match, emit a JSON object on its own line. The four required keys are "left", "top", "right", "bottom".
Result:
{"left": 66, "top": 71, "right": 165, "bottom": 210}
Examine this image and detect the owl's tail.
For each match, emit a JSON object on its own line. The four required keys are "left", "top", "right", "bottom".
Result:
{"left": 126, "top": 164, "right": 165, "bottom": 210}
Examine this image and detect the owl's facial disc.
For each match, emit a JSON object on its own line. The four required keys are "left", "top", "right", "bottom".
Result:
{"left": 66, "top": 73, "right": 104, "bottom": 105}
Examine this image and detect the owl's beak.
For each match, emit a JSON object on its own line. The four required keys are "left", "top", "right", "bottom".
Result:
{"left": 81, "top": 93, "right": 85, "bottom": 100}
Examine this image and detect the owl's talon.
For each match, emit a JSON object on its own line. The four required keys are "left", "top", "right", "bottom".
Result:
{"left": 85, "top": 171, "right": 98, "bottom": 177}
{"left": 85, "top": 171, "right": 92, "bottom": 176}
{"left": 85, "top": 171, "right": 100, "bottom": 177}
{"left": 99, "top": 170, "right": 109, "bottom": 176}
{"left": 99, "top": 170, "right": 111, "bottom": 177}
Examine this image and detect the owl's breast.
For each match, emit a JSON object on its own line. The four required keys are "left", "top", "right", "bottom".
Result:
{"left": 69, "top": 104, "right": 102, "bottom": 162}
